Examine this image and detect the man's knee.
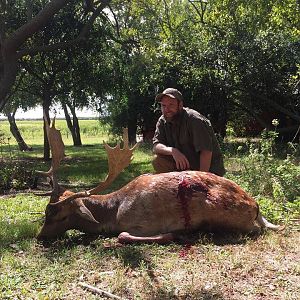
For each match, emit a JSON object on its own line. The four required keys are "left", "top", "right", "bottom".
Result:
{"left": 152, "top": 154, "right": 177, "bottom": 173}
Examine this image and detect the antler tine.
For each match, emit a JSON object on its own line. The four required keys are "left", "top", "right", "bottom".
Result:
{"left": 35, "top": 113, "right": 65, "bottom": 200}
{"left": 123, "top": 127, "right": 129, "bottom": 150}
{"left": 87, "top": 128, "right": 138, "bottom": 195}
{"left": 124, "top": 127, "right": 139, "bottom": 151}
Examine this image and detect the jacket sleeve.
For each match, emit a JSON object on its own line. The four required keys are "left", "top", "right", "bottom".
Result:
{"left": 153, "top": 117, "right": 167, "bottom": 145}
{"left": 189, "top": 116, "right": 213, "bottom": 152}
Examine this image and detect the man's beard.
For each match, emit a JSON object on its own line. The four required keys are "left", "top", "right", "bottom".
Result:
{"left": 164, "top": 110, "right": 181, "bottom": 122}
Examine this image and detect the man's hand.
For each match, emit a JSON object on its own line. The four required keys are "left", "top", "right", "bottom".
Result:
{"left": 171, "top": 148, "right": 190, "bottom": 170}
{"left": 153, "top": 143, "right": 190, "bottom": 171}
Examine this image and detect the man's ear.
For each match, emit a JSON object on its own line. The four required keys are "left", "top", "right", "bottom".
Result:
{"left": 76, "top": 204, "right": 99, "bottom": 224}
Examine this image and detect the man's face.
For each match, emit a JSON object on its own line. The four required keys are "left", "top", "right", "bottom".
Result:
{"left": 160, "top": 95, "right": 183, "bottom": 121}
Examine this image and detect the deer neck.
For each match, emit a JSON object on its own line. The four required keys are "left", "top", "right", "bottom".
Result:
{"left": 81, "top": 193, "right": 121, "bottom": 234}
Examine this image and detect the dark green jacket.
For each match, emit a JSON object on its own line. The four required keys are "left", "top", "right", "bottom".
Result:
{"left": 153, "top": 107, "right": 225, "bottom": 176}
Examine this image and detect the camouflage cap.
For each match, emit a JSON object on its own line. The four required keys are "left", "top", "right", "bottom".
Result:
{"left": 155, "top": 88, "right": 183, "bottom": 102}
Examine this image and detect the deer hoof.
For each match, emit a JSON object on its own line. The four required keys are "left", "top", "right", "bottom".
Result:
{"left": 118, "top": 232, "right": 132, "bottom": 243}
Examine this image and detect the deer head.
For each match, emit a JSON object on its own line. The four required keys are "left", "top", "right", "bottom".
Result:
{"left": 38, "top": 197, "right": 101, "bottom": 239}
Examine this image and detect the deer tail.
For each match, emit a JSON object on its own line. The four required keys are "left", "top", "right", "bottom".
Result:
{"left": 256, "top": 211, "right": 285, "bottom": 231}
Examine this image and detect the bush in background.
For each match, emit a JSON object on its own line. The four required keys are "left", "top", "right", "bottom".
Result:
{"left": 0, "top": 130, "right": 37, "bottom": 193}
{"left": 0, "top": 160, "right": 37, "bottom": 193}
{"left": 226, "top": 124, "right": 300, "bottom": 223}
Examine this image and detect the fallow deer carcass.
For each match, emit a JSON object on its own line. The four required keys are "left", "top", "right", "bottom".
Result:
{"left": 36, "top": 118, "right": 282, "bottom": 243}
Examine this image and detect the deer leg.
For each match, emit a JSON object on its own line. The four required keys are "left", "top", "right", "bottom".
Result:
{"left": 118, "top": 232, "right": 174, "bottom": 244}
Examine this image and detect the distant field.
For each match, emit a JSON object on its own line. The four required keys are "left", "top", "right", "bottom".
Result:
{"left": 0, "top": 118, "right": 111, "bottom": 147}
{"left": 0, "top": 118, "right": 154, "bottom": 190}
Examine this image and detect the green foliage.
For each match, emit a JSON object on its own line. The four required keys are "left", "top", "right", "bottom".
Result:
{"left": 0, "top": 131, "right": 29, "bottom": 192}
{"left": 226, "top": 127, "right": 300, "bottom": 223}
{"left": 2, "top": 0, "right": 299, "bottom": 142}
{"left": 257, "top": 196, "right": 300, "bottom": 224}
{"left": 0, "top": 130, "right": 10, "bottom": 158}
{"left": 100, "top": 0, "right": 299, "bottom": 140}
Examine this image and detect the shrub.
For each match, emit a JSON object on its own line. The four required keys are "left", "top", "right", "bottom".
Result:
{"left": 0, "top": 161, "right": 37, "bottom": 193}
{"left": 229, "top": 128, "right": 300, "bottom": 203}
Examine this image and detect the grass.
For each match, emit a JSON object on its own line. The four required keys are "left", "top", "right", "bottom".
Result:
{"left": 0, "top": 203, "right": 299, "bottom": 299}
{"left": 0, "top": 119, "right": 299, "bottom": 299}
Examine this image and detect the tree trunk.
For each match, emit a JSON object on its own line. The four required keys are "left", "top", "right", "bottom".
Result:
{"left": 69, "top": 105, "right": 82, "bottom": 146}
{"left": 0, "top": 56, "right": 19, "bottom": 112}
{"left": 127, "top": 93, "right": 138, "bottom": 144}
{"left": 128, "top": 117, "right": 137, "bottom": 144}
{"left": 210, "top": 90, "right": 228, "bottom": 139}
{"left": 6, "top": 111, "right": 33, "bottom": 151}
{"left": 127, "top": 112, "right": 137, "bottom": 144}
{"left": 62, "top": 103, "right": 82, "bottom": 146}
{"left": 218, "top": 90, "right": 228, "bottom": 138}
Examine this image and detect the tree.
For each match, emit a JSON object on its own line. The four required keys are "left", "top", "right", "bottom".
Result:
{"left": 1, "top": 0, "right": 114, "bottom": 158}
{"left": 99, "top": 0, "right": 166, "bottom": 142}
{"left": 115, "top": 0, "right": 300, "bottom": 139}
{"left": 201, "top": 0, "right": 300, "bottom": 137}
{"left": 0, "top": 0, "right": 111, "bottom": 112}
{"left": 2, "top": 0, "right": 298, "bottom": 143}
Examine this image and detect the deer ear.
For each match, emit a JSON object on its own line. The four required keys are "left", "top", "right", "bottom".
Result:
{"left": 77, "top": 205, "right": 99, "bottom": 224}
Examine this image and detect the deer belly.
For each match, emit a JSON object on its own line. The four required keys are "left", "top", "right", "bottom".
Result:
{"left": 116, "top": 188, "right": 257, "bottom": 236}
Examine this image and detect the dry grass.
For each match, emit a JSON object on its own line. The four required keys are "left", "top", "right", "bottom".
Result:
{"left": 61, "top": 231, "right": 299, "bottom": 300}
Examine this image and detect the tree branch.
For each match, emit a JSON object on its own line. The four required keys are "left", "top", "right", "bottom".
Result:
{"left": 79, "top": 282, "right": 122, "bottom": 299}
{"left": 3, "top": 71, "right": 26, "bottom": 105}
{"left": 4, "top": 0, "right": 70, "bottom": 53}
{"left": 17, "top": 0, "right": 111, "bottom": 58}
{"left": 20, "top": 61, "right": 46, "bottom": 84}
{"left": 106, "top": 3, "right": 121, "bottom": 37}
{"left": 188, "top": 0, "right": 208, "bottom": 24}
{"left": 230, "top": 98, "right": 272, "bottom": 130}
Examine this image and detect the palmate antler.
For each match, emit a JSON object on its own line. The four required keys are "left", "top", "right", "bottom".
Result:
{"left": 36, "top": 117, "right": 138, "bottom": 203}
{"left": 87, "top": 128, "right": 138, "bottom": 195}
{"left": 63, "top": 128, "right": 139, "bottom": 203}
